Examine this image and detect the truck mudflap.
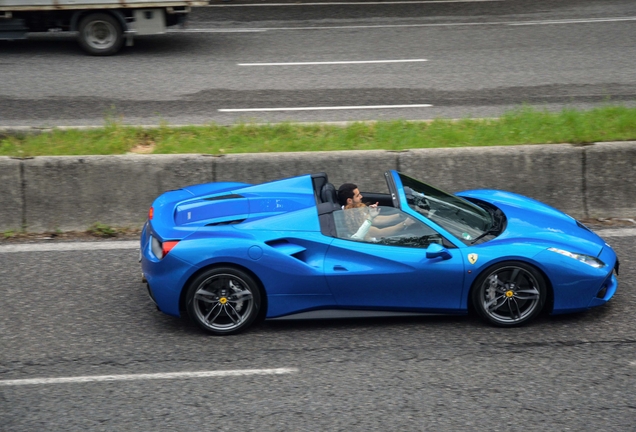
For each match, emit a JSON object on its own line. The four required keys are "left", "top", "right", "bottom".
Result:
{"left": 0, "top": 17, "right": 28, "bottom": 39}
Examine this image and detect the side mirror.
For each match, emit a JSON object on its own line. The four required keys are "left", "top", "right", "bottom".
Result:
{"left": 426, "top": 243, "right": 452, "bottom": 260}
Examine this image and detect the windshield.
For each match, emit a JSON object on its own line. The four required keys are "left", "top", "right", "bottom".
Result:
{"left": 398, "top": 173, "right": 493, "bottom": 244}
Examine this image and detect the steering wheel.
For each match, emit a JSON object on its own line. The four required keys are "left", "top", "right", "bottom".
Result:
{"left": 404, "top": 186, "right": 430, "bottom": 211}
{"left": 414, "top": 194, "right": 431, "bottom": 211}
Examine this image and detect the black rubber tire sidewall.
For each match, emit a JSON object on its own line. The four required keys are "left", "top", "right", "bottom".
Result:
{"left": 471, "top": 261, "right": 547, "bottom": 327}
{"left": 77, "top": 13, "right": 124, "bottom": 56}
{"left": 185, "top": 267, "right": 262, "bottom": 336}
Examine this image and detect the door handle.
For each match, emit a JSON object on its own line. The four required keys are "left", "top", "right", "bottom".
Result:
{"left": 333, "top": 265, "right": 348, "bottom": 271}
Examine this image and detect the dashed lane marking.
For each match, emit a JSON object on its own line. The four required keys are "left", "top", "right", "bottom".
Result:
{"left": 0, "top": 368, "right": 299, "bottom": 386}
{"left": 207, "top": 0, "right": 504, "bottom": 7}
{"left": 219, "top": 104, "right": 433, "bottom": 112}
{"left": 509, "top": 17, "right": 636, "bottom": 26}
{"left": 238, "top": 59, "right": 427, "bottom": 66}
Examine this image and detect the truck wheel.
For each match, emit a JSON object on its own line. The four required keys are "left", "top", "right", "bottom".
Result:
{"left": 77, "top": 13, "right": 124, "bottom": 56}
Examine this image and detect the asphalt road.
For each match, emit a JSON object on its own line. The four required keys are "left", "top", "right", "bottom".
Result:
{"left": 1, "top": 1, "right": 636, "bottom": 429}
{"left": 1, "top": 229, "right": 635, "bottom": 430}
{"left": 1, "top": 0, "right": 636, "bottom": 126}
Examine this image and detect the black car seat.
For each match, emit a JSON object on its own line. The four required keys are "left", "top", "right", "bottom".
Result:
{"left": 311, "top": 173, "right": 328, "bottom": 204}
{"left": 320, "top": 182, "right": 339, "bottom": 206}
{"left": 310, "top": 174, "right": 340, "bottom": 237}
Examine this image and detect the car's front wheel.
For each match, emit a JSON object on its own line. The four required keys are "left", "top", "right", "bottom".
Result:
{"left": 185, "top": 267, "right": 261, "bottom": 335}
{"left": 472, "top": 261, "right": 546, "bottom": 327}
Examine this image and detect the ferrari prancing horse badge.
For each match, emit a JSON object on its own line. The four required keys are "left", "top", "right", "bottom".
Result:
{"left": 468, "top": 253, "right": 478, "bottom": 265}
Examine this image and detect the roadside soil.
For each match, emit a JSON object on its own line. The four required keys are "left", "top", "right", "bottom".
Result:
{"left": 0, "top": 229, "right": 142, "bottom": 244}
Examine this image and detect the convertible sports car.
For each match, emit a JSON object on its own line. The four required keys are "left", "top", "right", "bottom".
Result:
{"left": 140, "top": 171, "right": 619, "bottom": 335}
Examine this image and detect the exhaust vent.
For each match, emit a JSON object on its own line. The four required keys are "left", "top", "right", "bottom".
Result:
{"left": 206, "top": 219, "right": 245, "bottom": 226}
{"left": 204, "top": 194, "right": 244, "bottom": 201}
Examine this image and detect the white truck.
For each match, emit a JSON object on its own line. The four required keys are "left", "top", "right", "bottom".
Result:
{"left": 0, "top": 0, "right": 208, "bottom": 55}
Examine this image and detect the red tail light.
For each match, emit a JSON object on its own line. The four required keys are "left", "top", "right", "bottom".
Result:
{"left": 148, "top": 207, "right": 154, "bottom": 220}
{"left": 162, "top": 241, "right": 179, "bottom": 256}
{"left": 151, "top": 237, "right": 179, "bottom": 259}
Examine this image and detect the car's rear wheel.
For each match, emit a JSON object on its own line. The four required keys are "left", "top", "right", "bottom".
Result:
{"left": 472, "top": 261, "right": 546, "bottom": 327}
{"left": 185, "top": 267, "right": 261, "bottom": 335}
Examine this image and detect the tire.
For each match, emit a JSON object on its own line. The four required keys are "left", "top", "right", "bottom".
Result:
{"left": 471, "top": 261, "right": 546, "bottom": 327}
{"left": 185, "top": 267, "right": 262, "bottom": 335}
{"left": 77, "top": 13, "right": 124, "bottom": 56}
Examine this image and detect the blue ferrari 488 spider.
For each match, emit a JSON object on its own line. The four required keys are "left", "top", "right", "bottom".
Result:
{"left": 140, "top": 170, "right": 619, "bottom": 335}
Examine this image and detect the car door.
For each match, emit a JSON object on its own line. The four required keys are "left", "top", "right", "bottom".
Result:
{"left": 324, "top": 207, "right": 466, "bottom": 312}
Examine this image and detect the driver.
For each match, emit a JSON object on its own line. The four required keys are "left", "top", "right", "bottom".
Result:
{"left": 337, "top": 183, "right": 414, "bottom": 241}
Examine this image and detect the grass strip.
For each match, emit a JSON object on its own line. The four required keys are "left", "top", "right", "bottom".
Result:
{"left": 1, "top": 105, "right": 635, "bottom": 157}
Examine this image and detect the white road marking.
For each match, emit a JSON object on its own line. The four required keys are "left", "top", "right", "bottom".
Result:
{"left": 509, "top": 17, "right": 636, "bottom": 26}
{"left": 207, "top": 0, "right": 503, "bottom": 6}
{"left": 0, "top": 241, "right": 139, "bottom": 253}
{"left": 171, "top": 16, "right": 636, "bottom": 33}
{"left": 0, "top": 229, "right": 634, "bottom": 254}
{"left": 171, "top": 24, "right": 482, "bottom": 33}
{"left": 238, "top": 59, "right": 427, "bottom": 66}
{"left": 595, "top": 228, "right": 636, "bottom": 238}
{"left": 169, "top": 28, "right": 267, "bottom": 33}
{"left": 0, "top": 368, "right": 299, "bottom": 386}
{"left": 219, "top": 104, "right": 433, "bottom": 112}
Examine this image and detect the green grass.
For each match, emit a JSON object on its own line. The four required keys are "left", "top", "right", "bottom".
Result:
{"left": 86, "top": 222, "right": 118, "bottom": 238}
{"left": 1, "top": 105, "right": 635, "bottom": 157}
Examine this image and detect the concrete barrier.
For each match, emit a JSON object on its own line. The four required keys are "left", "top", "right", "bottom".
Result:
{"left": 0, "top": 142, "right": 634, "bottom": 233}
{"left": 585, "top": 142, "right": 636, "bottom": 218}
{"left": 0, "top": 157, "right": 22, "bottom": 232}
{"left": 215, "top": 150, "right": 398, "bottom": 192}
{"left": 21, "top": 155, "right": 215, "bottom": 232}
{"left": 399, "top": 144, "right": 586, "bottom": 218}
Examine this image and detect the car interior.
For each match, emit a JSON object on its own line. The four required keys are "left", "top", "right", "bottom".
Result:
{"left": 311, "top": 173, "right": 394, "bottom": 208}
{"left": 311, "top": 172, "right": 395, "bottom": 238}
{"left": 311, "top": 172, "right": 448, "bottom": 248}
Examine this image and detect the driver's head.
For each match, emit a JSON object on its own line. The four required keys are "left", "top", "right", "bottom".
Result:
{"left": 338, "top": 183, "right": 363, "bottom": 207}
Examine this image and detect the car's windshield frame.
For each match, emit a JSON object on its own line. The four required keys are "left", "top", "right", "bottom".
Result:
{"left": 392, "top": 172, "right": 494, "bottom": 245}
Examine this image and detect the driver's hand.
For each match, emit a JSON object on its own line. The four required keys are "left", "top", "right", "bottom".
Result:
{"left": 368, "top": 206, "right": 380, "bottom": 219}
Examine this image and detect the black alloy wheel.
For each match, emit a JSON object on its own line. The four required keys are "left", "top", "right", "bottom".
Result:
{"left": 185, "top": 267, "right": 262, "bottom": 335}
{"left": 472, "top": 261, "right": 547, "bottom": 327}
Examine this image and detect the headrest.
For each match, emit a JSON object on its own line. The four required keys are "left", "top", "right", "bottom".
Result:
{"left": 320, "top": 183, "right": 338, "bottom": 205}
{"left": 312, "top": 173, "right": 328, "bottom": 195}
